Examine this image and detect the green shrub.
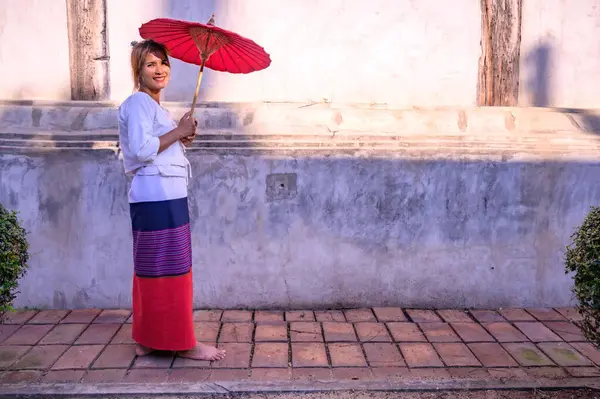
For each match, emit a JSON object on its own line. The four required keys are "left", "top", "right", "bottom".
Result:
{"left": 0, "top": 204, "right": 29, "bottom": 323}
{"left": 565, "top": 205, "right": 600, "bottom": 349}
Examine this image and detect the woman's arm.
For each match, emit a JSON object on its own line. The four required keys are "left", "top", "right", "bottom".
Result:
{"left": 127, "top": 97, "right": 160, "bottom": 162}
{"left": 158, "top": 128, "right": 185, "bottom": 152}
{"left": 127, "top": 96, "right": 195, "bottom": 161}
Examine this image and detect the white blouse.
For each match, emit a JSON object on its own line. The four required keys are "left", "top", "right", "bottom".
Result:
{"left": 118, "top": 91, "right": 191, "bottom": 203}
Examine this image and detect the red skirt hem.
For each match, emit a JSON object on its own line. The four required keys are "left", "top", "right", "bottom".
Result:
{"left": 132, "top": 272, "right": 196, "bottom": 351}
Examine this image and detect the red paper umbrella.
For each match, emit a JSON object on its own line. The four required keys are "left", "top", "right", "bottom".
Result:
{"left": 139, "top": 15, "right": 271, "bottom": 112}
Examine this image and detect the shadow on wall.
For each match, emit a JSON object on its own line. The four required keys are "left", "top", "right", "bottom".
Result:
{"left": 162, "top": 0, "right": 218, "bottom": 104}
{"left": 524, "top": 41, "right": 551, "bottom": 108}
{"left": 524, "top": 41, "right": 600, "bottom": 134}
{"left": 579, "top": 112, "right": 600, "bottom": 134}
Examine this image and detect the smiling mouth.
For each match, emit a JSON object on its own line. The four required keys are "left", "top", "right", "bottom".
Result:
{"left": 153, "top": 76, "right": 166, "bottom": 82}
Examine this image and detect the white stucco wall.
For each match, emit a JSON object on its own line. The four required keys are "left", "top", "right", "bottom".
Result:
{"left": 0, "top": 0, "right": 71, "bottom": 101}
{"left": 107, "top": 0, "right": 482, "bottom": 106}
{"left": 519, "top": 0, "right": 600, "bottom": 108}
{"left": 1, "top": 0, "right": 600, "bottom": 107}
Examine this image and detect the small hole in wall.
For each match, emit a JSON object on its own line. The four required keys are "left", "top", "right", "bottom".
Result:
{"left": 266, "top": 173, "right": 297, "bottom": 201}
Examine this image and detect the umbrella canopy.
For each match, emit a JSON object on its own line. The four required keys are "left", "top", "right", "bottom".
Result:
{"left": 139, "top": 16, "right": 271, "bottom": 73}
{"left": 139, "top": 15, "right": 271, "bottom": 112}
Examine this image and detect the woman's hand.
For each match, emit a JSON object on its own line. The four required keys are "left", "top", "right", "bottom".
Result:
{"left": 178, "top": 111, "right": 197, "bottom": 147}
{"left": 177, "top": 111, "right": 197, "bottom": 138}
{"left": 181, "top": 133, "right": 196, "bottom": 147}
{"left": 158, "top": 112, "right": 198, "bottom": 154}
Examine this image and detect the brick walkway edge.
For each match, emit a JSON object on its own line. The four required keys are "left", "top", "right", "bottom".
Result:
{"left": 0, "top": 307, "right": 599, "bottom": 385}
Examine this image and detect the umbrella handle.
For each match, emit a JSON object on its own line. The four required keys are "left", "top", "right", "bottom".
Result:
{"left": 190, "top": 59, "right": 206, "bottom": 115}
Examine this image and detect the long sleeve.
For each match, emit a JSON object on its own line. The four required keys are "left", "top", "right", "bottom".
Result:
{"left": 126, "top": 94, "right": 160, "bottom": 162}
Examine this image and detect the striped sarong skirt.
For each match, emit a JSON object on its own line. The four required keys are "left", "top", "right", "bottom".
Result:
{"left": 129, "top": 197, "right": 196, "bottom": 351}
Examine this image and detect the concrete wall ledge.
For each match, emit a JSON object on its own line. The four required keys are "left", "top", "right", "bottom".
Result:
{"left": 1, "top": 103, "right": 600, "bottom": 161}
{"left": 2, "top": 101, "right": 600, "bottom": 134}
{"left": 1, "top": 131, "right": 599, "bottom": 162}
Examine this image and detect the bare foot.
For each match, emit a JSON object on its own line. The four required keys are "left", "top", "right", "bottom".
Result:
{"left": 178, "top": 342, "right": 226, "bottom": 361}
{"left": 135, "top": 344, "right": 156, "bottom": 356}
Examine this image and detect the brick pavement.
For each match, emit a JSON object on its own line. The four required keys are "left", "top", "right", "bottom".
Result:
{"left": 0, "top": 307, "right": 599, "bottom": 384}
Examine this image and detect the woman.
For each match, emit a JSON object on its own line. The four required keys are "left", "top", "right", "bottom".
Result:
{"left": 118, "top": 39, "right": 226, "bottom": 361}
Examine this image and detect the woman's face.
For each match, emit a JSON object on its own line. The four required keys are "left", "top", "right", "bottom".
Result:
{"left": 140, "top": 51, "right": 170, "bottom": 92}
